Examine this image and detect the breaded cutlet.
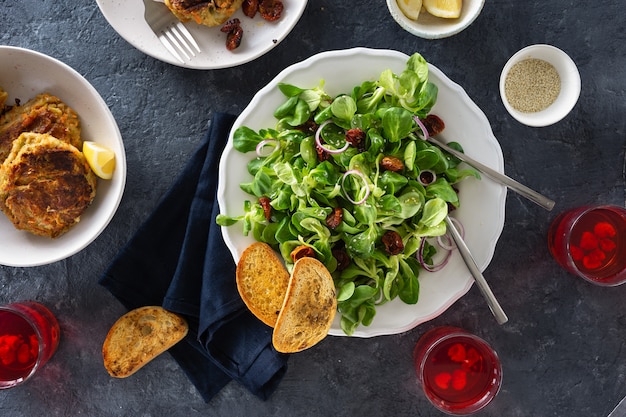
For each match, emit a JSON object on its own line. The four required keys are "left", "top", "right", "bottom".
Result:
{"left": 0, "top": 87, "right": 7, "bottom": 114}
{"left": 0, "top": 132, "right": 97, "bottom": 238}
{"left": 0, "top": 93, "right": 81, "bottom": 163}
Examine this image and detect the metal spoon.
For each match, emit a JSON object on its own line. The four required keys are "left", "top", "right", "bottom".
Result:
{"left": 444, "top": 216, "right": 508, "bottom": 325}
{"left": 426, "top": 136, "right": 555, "bottom": 211}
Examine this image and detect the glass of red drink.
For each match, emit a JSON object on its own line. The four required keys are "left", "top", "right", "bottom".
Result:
{"left": 413, "top": 326, "right": 502, "bottom": 415}
{"left": 548, "top": 205, "right": 626, "bottom": 286}
{"left": 0, "top": 301, "right": 60, "bottom": 389}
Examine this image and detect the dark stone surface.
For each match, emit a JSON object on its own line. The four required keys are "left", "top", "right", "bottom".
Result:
{"left": 1, "top": 1, "right": 626, "bottom": 416}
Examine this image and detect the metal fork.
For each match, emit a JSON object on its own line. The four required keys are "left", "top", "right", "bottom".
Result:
{"left": 142, "top": 0, "right": 201, "bottom": 64}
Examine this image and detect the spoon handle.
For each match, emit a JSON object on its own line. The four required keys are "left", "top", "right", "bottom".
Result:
{"left": 444, "top": 217, "right": 508, "bottom": 325}
{"left": 427, "top": 136, "right": 555, "bottom": 211}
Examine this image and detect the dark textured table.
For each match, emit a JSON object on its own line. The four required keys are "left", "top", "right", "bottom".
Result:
{"left": 1, "top": 1, "right": 626, "bottom": 416}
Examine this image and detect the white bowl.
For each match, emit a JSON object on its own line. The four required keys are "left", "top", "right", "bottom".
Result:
{"left": 499, "top": 44, "right": 581, "bottom": 127}
{"left": 386, "top": 0, "right": 485, "bottom": 39}
{"left": 0, "top": 46, "right": 126, "bottom": 267}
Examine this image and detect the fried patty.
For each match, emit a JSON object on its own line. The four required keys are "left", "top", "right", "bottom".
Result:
{"left": 164, "top": 0, "right": 244, "bottom": 26}
{"left": 0, "top": 132, "right": 97, "bottom": 238}
{"left": 0, "top": 93, "right": 81, "bottom": 163}
{"left": 0, "top": 87, "right": 7, "bottom": 114}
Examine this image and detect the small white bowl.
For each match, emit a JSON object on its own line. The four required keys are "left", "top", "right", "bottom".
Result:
{"left": 499, "top": 44, "right": 581, "bottom": 127}
{"left": 386, "top": 0, "right": 485, "bottom": 39}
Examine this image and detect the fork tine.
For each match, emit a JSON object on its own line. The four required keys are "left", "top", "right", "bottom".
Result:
{"left": 162, "top": 28, "right": 192, "bottom": 61}
{"left": 158, "top": 32, "right": 185, "bottom": 64}
{"left": 174, "top": 22, "right": 201, "bottom": 54}
{"left": 169, "top": 25, "right": 198, "bottom": 58}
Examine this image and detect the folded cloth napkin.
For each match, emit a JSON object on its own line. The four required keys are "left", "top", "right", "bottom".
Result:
{"left": 99, "top": 112, "right": 288, "bottom": 402}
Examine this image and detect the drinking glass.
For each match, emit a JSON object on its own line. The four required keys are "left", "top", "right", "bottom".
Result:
{"left": 548, "top": 205, "right": 626, "bottom": 286}
{"left": 0, "top": 301, "right": 60, "bottom": 389}
{"left": 413, "top": 326, "right": 502, "bottom": 415}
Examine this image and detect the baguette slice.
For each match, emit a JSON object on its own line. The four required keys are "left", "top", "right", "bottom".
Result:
{"left": 102, "top": 306, "right": 188, "bottom": 378}
{"left": 236, "top": 242, "right": 290, "bottom": 327}
{"left": 272, "top": 257, "right": 337, "bottom": 353}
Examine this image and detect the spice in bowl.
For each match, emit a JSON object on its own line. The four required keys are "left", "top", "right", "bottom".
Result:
{"left": 503, "top": 58, "right": 561, "bottom": 113}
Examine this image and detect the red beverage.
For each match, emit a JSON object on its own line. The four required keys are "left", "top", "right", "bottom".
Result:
{"left": 414, "top": 327, "right": 502, "bottom": 415}
{"left": 548, "top": 205, "right": 626, "bottom": 286}
{"left": 0, "top": 301, "right": 60, "bottom": 389}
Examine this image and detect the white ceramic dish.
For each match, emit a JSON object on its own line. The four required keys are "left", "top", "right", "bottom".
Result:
{"left": 96, "top": 0, "right": 307, "bottom": 69}
{"left": 217, "top": 48, "right": 506, "bottom": 337}
{"left": 0, "top": 46, "right": 126, "bottom": 267}
{"left": 386, "top": 0, "right": 485, "bottom": 39}
{"left": 499, "top": 44, "right": 581, "bottom": 127}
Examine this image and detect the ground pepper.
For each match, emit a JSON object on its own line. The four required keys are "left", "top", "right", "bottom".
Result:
{"left": 504, "top": 58, "right": 561, "bottom": 113}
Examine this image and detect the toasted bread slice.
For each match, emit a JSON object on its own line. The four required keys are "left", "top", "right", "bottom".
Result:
{"left": 102, "top": 306, "right": 188, "bottom": 378}
{"left": 236, "top": 242, "right": 290, "bottom": 327}
{"left": 272, "top": 257, "right": 337, "bottom": 353}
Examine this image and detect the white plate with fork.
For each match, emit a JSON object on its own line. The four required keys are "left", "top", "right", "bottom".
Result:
{"left": 96, "top": 0, "right": 308, "bottom": 69}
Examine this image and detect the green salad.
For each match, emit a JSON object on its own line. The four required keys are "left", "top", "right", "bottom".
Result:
{"left": 217, "top": 53, "right": 479, "bottom": 335}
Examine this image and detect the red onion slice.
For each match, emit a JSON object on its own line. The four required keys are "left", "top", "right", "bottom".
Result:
{"left": 413, "top": 116, "right": 429, "bottom": 140}
{"left": 341, "top": 169, "right": 370, "bottom": 205}
{"left": 315, "top": 120, "right": 350, "bottom": 154}
{"left": 256, "top": 139, "right": 279, "bottom": 157}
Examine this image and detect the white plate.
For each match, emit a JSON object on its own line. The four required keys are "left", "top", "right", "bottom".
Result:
{"left": 0, "top": 46, "right": 126, "bottom": 267}
{"left": 217, "top": 48, "right": 506, "bottom": 337}
{"left": 96, "top": 0, "right": 308, "bottom": 69}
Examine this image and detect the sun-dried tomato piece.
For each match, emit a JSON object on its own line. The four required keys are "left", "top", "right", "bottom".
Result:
{"left": 242, "top": 0, "right": 259, "bottom": 18}
{"left": 226, "top": 27, "right": 243, "bottom": 50}
{"left": 290, "top": 245, "right": 315, "bottom": 262}
{"left": 221, "top": 19, "right": 243, "bottom": 51}
{"left": 315, "top": 143, "right": 330, "bottom": 162}
{"left": 421, "top": 114, "right": 445, "bottom": 136}
{"left": 258, "top": 0, "right": 283, "bottom": 21}
{"left": 259, "top": 196, "right": 272, "bottom": 221}
{"left": 332, "top": 248, "right": 351, "bottom": 271}
{"left": 382, "top": 230, "right": 404, "bottom": 255}
{"left": 220, "top": 18, "right": 241, "bottom": 33}
{"left": 325, "top": 207, "right": 343, "bottom": 229}
{"left": 296, "top": 119, "right": 319, "bottom": 135}
{"left": 345, "top": 128, "right": 366, "bottom": 151}
{"left": 381, "top": 156, "right": 404, "bottom": 172}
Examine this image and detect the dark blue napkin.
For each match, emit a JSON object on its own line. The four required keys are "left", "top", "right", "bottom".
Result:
{"left": 99, "top": 112, "right": 288, "bottom": 402}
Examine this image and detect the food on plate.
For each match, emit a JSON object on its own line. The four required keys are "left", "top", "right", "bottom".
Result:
{"left": 398, "top": 0, "right": 462, "bottom": 20}
{"left": 397, "top": 0, "right": 423, "bottom": 20}
{"left": 217, "top": 53, "right": 480, "bottom": 335}
{"left": 83, "top": 141, "right": 116, "bottom": 180}
{"left": 221, "top": 18, "right": 244, "bottom": 51}
{"left": 0, "top": 132, "right": 97, "bottom": 238}
{"left": 236, "top": 241, "right": 290, "bottom": 327}
{"left": 0, "top": 93, "right": 81, "bottom": 163}
{"left": 102, "top": 306, "right": 188, "bottom": 378}
{"left": 422, "top": 0, "right": 462, "bottom": 18}
{"left": 164, "top": 0, "right": 244, "bottom": 27}
{"left": 272, "top": 257, "right": 337, "bottom": 353}
{"left": 0, "top": 87, "right": 7, "bottom": 113}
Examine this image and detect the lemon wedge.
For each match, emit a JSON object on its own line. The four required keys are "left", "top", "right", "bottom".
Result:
{"left": 422, "top": 0, "right": 462, "bottom": 18}
{"left": 83, "top": 141, "right": 116, "bottom": 180}
{"left": 397, "top": 0, "right": 422, "bottom": 20}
